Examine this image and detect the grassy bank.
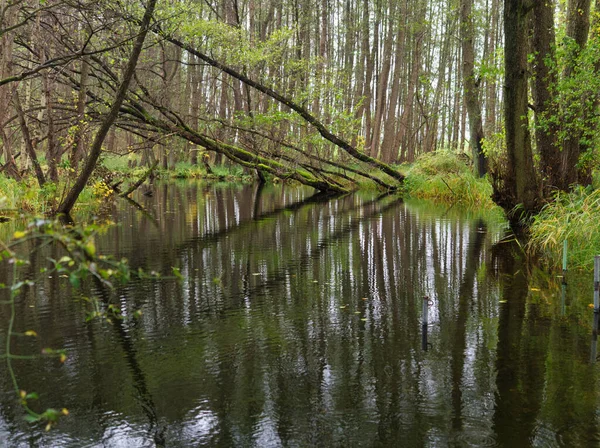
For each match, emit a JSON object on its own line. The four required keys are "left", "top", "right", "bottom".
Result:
{"left": 529, "top": 187, "right": 600, "bottom": 270}
{"left": 402, "top": 151, "right": 497, "bottom": 209}
{"left": 104, "top": 156, "right": 251, "bottom": 182}
{"left": 0, "top": 155, "right": 254, "bottom": 218}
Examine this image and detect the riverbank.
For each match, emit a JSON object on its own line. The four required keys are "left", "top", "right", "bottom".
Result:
{"left": 1, "top": 151, "right": 599, "bottom": 272}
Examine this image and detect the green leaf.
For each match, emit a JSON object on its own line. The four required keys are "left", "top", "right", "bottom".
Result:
{"left": 172, "top": 267, "right": 183, "bottom": 281}
{"left": 24, "top": 414, "right": 40, "bottom": 423}
{"left": 69, "top": 272, "right": 80, "bottom": 288}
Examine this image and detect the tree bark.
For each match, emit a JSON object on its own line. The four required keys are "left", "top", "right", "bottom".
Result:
{"left": 502, "top": 0, "right": 539, "bottom": 215}
{"left": 531, "top": 0, "right": 560, "bottom": 191}
{"left": 560, "top": 0, "right": 592, "bottom": 188}
{"left": 56, "top": 0, "right": 158, "bottom": 217}
{"left": 13, "top": 91, "right": 45, "bottom": 187}
{"left": 70, "top": 55, "right": 90, "bottom": 171}
{"left": 460, "top": 0, "right": 487, "bottom": 176}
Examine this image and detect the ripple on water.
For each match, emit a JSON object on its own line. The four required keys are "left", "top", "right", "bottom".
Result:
{"left": 450, "top": 423, "right": 498, "bottom": 447}
{"left": 169, "top": 405, "right": 219, "bottom": 446}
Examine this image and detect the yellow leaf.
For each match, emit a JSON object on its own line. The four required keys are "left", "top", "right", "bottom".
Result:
{"left": 61, "top": 408, "right": 69, "bottom": 416}
{"left": 59, "top": 353, "right": 67, "bottom": 363}
{"left": 84, "top": 242, "right": 96, "bottom": 257}
{"left": 19, "top": 390, "right": 26, "bottom": 399}
{"left": 24, "top": 330, "right": 37, "bottom": 337}
{"left": 13, "top": 231, "right": 26, "bottom": 239}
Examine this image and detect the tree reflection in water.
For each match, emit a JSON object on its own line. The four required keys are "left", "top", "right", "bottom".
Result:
{"left": 0, "top": 183, "right": 598, "bottom": 447}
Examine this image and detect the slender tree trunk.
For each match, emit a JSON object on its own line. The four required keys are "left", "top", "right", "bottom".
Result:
{"left": 57, "top": 0, "right": 158, "bottom": 217}
{"left": 371, "top": 4, "right": 396, "bottom": 158}
{"left": 560, "top": 0, "right": 592, "bottom": 188}
{"left": 532, "top": 0, "right": 560, "bottom": 191}
{"left": 13, "top": 91, "right": 45, "bottom": 186}
{"left": 380, "top": 5, "right": 406, "bottom": 163}
{"left": 70, "top": 55, "right": 90, "bottom": 171}
{"left": 460, "top": 0, "right": 487, "bottom": 176}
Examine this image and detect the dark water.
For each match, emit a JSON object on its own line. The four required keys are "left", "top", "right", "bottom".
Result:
{"left": 0, "top": 183, "right": 599, "bottom": 447}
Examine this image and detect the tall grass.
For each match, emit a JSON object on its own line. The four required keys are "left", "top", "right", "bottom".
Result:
{"left": 529, "top": 187, "right": 600, "bottom": 270}
{"left": 0, "top": 173, "right": 114, "bottom": 218}
{"left": 403, "top": 151, "right": 496, "bottom": 208}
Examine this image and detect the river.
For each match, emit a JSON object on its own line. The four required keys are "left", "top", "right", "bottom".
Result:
{"left": 0, "top": 182, "right": 598, "bottom": 447}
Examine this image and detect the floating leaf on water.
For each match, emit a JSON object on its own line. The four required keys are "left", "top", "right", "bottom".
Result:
{"left": 360, "top": 318, "right": 368, "bottom": 321}
{"left": 499, "top": 300, "right": 507, "bottom": 303}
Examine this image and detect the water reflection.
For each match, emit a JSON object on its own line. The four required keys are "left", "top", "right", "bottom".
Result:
{"left": 0, "top": 183, "right": 598, "bottom": 447}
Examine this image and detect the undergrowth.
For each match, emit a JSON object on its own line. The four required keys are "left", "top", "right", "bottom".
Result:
{"left": 529, "top": 187, "right": 600, "bottom": 270}
{"left": 403, "top": 151, "right": 496, "bottom": 208}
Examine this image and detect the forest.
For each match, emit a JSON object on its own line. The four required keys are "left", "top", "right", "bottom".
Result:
{"left": 2, "top": 0, "right": 600, "bottom": 444}
{"left": 0, "top": 0, "right": 598, "bottom": 218}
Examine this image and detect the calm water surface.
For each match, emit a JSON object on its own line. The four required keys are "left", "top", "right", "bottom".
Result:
{"left": 0, "top": 182, "right": 599, "bottom": 447}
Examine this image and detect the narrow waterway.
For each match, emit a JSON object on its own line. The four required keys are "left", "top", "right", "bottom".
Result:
{"left": 0, "top": 182, "right": 598, "bottom": 447}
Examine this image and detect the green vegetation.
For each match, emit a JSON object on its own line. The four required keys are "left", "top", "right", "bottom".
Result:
{"left": 529, "top": 187, "right": 600, "bottom": 270}
{"left": 0, "top": 155, "right": 257, "bottom": 218}
{"left": 0, "top": 171, "right": 110, "bottom": 219}
{"left": 403, "top": 151, "right": 497, "bottom": 209}
{"left": 0, "top": 219, "right": 141, "bottom": 429}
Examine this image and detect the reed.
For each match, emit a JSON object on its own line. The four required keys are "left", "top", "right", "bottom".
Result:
{"left": 529, "top": 187, "right": 600, "bottom": 270}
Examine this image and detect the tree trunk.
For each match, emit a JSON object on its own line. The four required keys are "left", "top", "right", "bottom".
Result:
{"left": 460, "top": 0, "right": 487, "bottom": 176}
{"left": 560, "top": 0, "right": 592, "bottom": 188}
{"left": 531, "top": 0, "right": 560, "bottom": 191}
{"left": 70, "top": 55, "right": 90, "bottom": 171}
{"left": 370, "top": 4, "right": 396, "bottom": 158}
{"left": 57, "top": 0, "right": 158, "bottom": 217}
{"left": 13, "top": 91, "right": 45, "bottom": 187}
{"left": 501, "top": 0, "right": 539, "bottom": 215}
